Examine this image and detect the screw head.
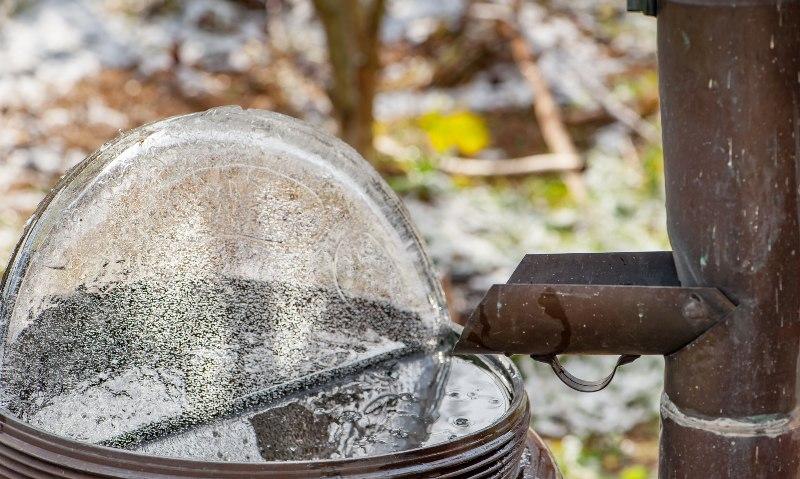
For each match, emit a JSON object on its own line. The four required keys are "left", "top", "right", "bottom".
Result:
{"left": 683, "top": 294, "right": 710, "bottom": 321}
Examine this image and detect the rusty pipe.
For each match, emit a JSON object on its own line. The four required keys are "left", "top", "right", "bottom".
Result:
{"left": 453, "top": 282, "right": 734, "bottom": 356}
{"left": 658, "top": 0, "right": 800, "bottom": 476}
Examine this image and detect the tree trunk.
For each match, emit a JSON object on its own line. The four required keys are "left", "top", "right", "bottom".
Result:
{"left": 312, "top": 0, "right": 386, "bottom": 161}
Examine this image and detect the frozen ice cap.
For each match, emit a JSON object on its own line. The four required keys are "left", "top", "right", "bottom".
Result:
{"left": 0, "top": 106, "right": 450, "bottom": 449}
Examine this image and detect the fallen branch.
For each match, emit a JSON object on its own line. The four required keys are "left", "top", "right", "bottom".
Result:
{"left": 501, "top": 2, "right": 588, "bottom": 201}
{"left": 565, "top": 57, "right": 662, "bottom": 145}
{"left": 438, "top": 153, "right": 582, "bottom": 177}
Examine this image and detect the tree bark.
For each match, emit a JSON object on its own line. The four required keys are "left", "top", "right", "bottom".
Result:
{"left": 312, "top": 0, "right": 386, "bottom": 161}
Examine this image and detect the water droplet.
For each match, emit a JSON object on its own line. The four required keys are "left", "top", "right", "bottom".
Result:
{"left": 451, "top": 417, "right": 470, "bottom": 428}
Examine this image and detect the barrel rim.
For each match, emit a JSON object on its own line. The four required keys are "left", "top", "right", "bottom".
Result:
{"left": 0, "top": 354, "right": 530, "bottom": 478}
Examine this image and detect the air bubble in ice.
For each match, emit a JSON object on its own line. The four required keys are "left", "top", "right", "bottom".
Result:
{"left": 452, "top": 417, "right": 470, "bottom": 428}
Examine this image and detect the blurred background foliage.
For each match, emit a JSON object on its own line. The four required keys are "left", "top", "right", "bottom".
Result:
{"left": 0, "top": 0, "right": 665, "bottom": 476}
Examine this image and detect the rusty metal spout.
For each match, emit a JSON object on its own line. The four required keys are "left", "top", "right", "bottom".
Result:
{"left": 453, "top": 282, "right": 734, "bottom": 356}
{"left": 453, "top": 252, "right": 735, "bottom": 357}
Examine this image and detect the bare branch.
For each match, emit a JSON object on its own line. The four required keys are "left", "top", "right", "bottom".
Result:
{"left": 501, "top": 2, "right": 587, "bottom": 200}
{"left": 438, "top": 153, "right": 582, "bottom": 177}
{"left": 566, "top": 57, "right": 662, "bottom": 145}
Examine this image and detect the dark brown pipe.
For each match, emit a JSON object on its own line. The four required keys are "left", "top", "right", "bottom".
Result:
{"left": 658, "top": 0, "right": 800, "bottom": 476}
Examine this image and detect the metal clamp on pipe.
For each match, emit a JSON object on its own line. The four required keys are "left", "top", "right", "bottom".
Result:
{"left": 453, "top": 252, "right": 736, "bottom": 392}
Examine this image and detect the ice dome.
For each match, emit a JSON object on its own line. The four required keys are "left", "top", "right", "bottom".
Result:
{"left": 0, "top": 106, "right": 450, "bottom": 454}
